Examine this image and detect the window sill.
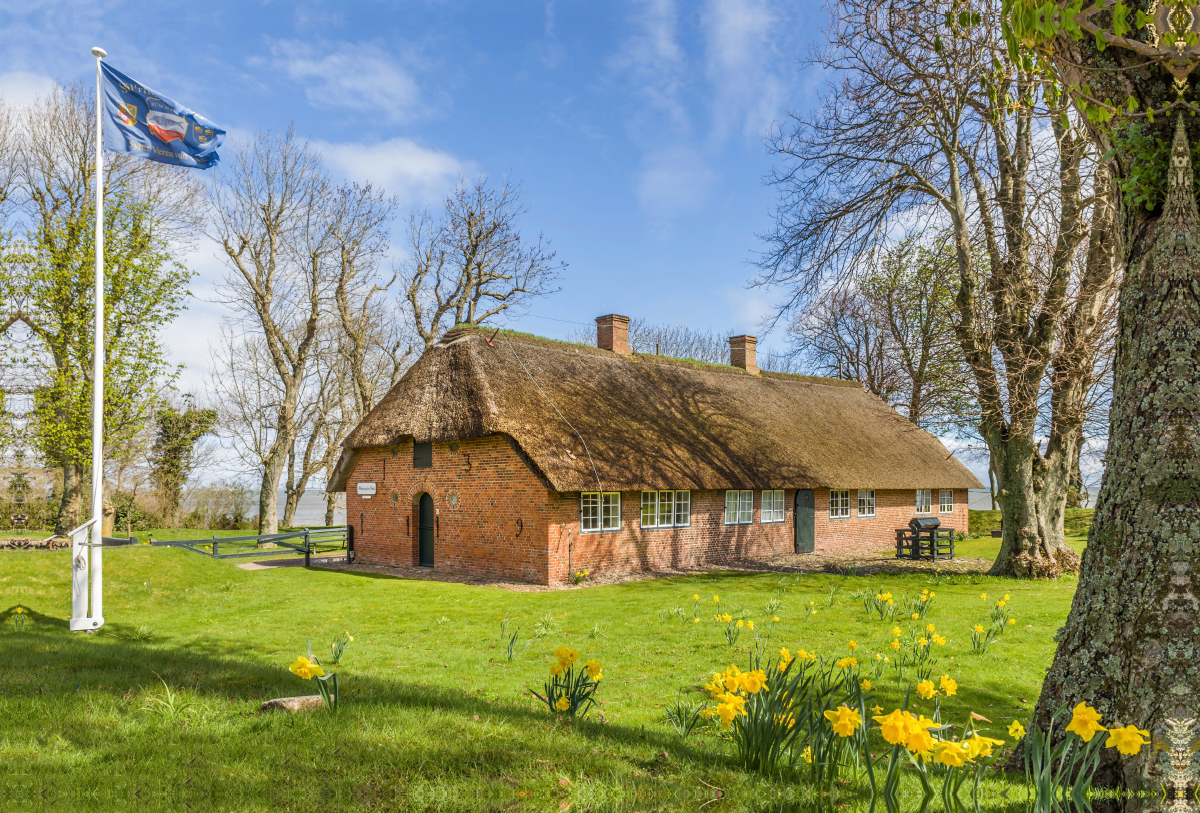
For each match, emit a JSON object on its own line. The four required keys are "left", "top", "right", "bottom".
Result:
{"left": 857, "top": 514, "right": 876, "bottom": 519}
{"left": 761, "top": 519, "right": 785, "bottom": 525}
{"left": 829, "top": 515, "right": 851, "bottom": 520}
{"left": 640, "top": 524, "right": 691, "bottom": 530}
{"left": 724, "top": 521, "right": 753, "bottom": 526}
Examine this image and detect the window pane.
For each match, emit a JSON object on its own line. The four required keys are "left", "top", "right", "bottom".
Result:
{"left": 675, "top": 491, "right": 690, "bottom": 526}
{"left": 641, "top": 491, "right": 656, "bottom": 527}
{"left": 858, "top": 489, "right": 875, "bottom": 517}
{"left": 725, "top": 491, "right": 737, "bottom": 524}
{"left": 940, "top": 490, "right": 953, "bottom": 513}
{"left": 739, "top": 490, "right": 753, "bottom": 524}
{"left": 581, "top": 493, "right": 600, "bottom": 531}
{"left": 658, "top": 491, "right": 673, "bottom": 526}
{"left": 603, "top": 493, "right": 621, "bottom": 530}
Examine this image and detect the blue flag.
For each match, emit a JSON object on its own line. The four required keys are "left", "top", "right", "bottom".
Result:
{"left": 100, "top": 62, "right": 224, "bottom": 170}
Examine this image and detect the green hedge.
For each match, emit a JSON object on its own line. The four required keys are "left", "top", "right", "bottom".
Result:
{"left": 968, "top": 508, "right": 1094, "bottom": 538}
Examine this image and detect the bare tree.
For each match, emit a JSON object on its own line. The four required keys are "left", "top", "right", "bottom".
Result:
{"left": 208, "top": 128, "right": 335, "bottom": 534}
{"left": 403, "top": 177, "right": 565, "bottom": 348}
{"left": 791, "top": 285, "right": 901, "bottom": 399}
{"left": 757, "top": 0, "right": 1120, "bottom": 576}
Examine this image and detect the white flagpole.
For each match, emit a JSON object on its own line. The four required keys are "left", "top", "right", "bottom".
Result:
{"left": 74, "top": 45, "right": 108, "bottom": 632}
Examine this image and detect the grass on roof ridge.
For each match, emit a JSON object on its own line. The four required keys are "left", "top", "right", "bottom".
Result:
{"left": 446, "top": 322, "right": 856, "bottom": 385}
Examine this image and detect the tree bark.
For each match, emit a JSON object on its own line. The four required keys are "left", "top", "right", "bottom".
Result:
{"left": 54, "top": 463, "right": 80, "bottom": 536}
{"left": 1032, "top": 116, "right": 1200, "bottom": 788}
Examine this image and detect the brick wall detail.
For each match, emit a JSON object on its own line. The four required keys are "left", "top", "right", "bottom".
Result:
{"left": 345, "top": 436, "right": 971, "bottom": 585}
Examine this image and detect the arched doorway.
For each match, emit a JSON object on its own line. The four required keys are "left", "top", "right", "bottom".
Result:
{"left": 418, "top": 493, "right": 435, "bottom": 567}
{"left": 794, "top": 489, "right": 814, "bottom": 554}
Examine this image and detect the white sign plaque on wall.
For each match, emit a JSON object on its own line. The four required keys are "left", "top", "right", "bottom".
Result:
{"left": 357, "top": 482, "right": 377, "bottom": 496}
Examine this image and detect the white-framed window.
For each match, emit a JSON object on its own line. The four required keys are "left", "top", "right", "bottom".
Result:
{"left": 641, "top": 491, "right": 691, "bottom": 528}
{"left": 857, "top": 489, "right": 876, "bottom": 518}
{"left": 915, "top": 489, "right": 932, "bottom": 514}
{"left": 829, "top": 490, "right": 851, "bottom": 519}
{"left": 939, "top": 489, "right": 954, "bottom": 514}
{"left": 724, "top": 490, "right": 754, "bottom": 525}
{"left": 761, "top": 490, "right": 785, "bottom": 523}
{"left": 581, "top": 492, "right": 621, "bottom": 533}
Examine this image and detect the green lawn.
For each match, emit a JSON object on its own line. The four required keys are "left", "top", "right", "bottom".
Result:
{"left": 1, "top": 547, "right": 1078, "bottom": 811}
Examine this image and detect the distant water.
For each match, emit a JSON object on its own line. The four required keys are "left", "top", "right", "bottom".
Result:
{"left": 277, "top": 490, "right": 346, "bottom": 526}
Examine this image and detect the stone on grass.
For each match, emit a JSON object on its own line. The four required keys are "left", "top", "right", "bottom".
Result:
{"left": 260, "top": 695, "right": 324, "bottom": 713}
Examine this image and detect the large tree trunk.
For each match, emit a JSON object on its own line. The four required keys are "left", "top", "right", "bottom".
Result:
{"left": 258, "top": 458, "right": 283, "bottom": 536}
{"left": 54, "top": 463, "right": 81, "bottom": 536}
{"left": 986, "top": 432, "right": 1081, "bottom": 577}
{"left": 1031, "top": 117, "right": 1200, "bottom": 788}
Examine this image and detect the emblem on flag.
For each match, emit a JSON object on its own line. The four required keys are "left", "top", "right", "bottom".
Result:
{"left": 99, "top": 62, "right": 224, "bottom": 169}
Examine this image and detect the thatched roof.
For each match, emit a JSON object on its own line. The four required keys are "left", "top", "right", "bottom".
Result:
{"left": 328, "top": 325, "right": 983, "bottom": 493}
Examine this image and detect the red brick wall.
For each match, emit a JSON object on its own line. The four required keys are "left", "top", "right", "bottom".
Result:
{"left": 345, "top": 436, "right": 553, "bottom": 583}
{"left": 545, "top": 490, "right": 797, "bottom": 584}
{"left": 344, "top": 434, "right": 972, "bottom": 585}
{"left": 811, "top": 488, "right": 971, "bottom": 552}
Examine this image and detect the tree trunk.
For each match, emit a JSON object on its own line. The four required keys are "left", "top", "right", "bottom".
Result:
{"left": 1031, "top": 117, "right": 1200, "bottom": 788}
{"left": 258, "top": 458, "right": 283, "bottom": 536}
{"left": 324, "top": 493, "right": 335, "bottom": 527}
{"left": 281, "top": 440, "right": 299, "bottom": 529}
{"left": 1066, "top": 443, "right": 1084, "bottom": 509}
{"left": 54, "top": 463, "right": 81, "bottom": 536}
{"left": 986, "top": 431, "right": 1081, "bottom": 578}
{"left": 988, "top": 457, "right": 998, "bottom": 511}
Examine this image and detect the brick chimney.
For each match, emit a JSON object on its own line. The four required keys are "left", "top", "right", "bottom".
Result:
{"left": 729, "top": 335, "right": 759, "bottom": 375}
{"left": 596, "top": 314, "right": 631, "bottom": 355}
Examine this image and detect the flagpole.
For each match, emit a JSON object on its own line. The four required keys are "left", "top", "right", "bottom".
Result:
{"left": 88, "top": 45, "right": 107, "bottom": 630}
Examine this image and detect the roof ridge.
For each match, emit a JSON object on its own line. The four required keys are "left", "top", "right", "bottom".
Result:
{"left": 442, "top": 324, "right": 856, "bottom": 386}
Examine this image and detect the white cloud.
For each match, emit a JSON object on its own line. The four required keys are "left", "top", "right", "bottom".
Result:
{"left": 701, "top": 0, "right": 790, "bottom": 141}
{"left": 268, "top": 40, "right": 424, "bottom": 122}
{"left": 0, "top": 71, "right": 55, "bottom": 107}
{"left": 313, "top": 137, "right": 466, "bottom": 205}
{"left": 636, "top": 145, "right": 715, "bottom": 218}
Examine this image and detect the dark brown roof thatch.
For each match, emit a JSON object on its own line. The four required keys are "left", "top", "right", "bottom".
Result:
{"left": 328, "top": 325, "right": 983, "bottom": 493}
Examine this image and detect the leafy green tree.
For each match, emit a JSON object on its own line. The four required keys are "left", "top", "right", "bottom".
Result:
{"left": 18, "top": 195, "right": 192, "bottom": 534}
{"left": 149, "top": 398, "right": 217, "bottom": 524}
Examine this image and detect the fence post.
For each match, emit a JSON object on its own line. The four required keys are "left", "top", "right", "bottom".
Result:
{"left": 304, "top": 528, "right": 310, "bottom": 567}
{"left": 213, "top": 535, "right": 218, "bottom": 557}
{"left": 347, "top": 524, "right": 355, "bottom": 564}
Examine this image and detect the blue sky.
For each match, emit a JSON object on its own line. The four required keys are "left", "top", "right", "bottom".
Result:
{"left": 1, "top": 0, "right": 824, "bottom": 387}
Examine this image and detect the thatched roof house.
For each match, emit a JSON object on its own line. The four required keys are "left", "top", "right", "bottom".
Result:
{"left": 330, "top": 324, "right": 979, "bottom": 493}
{"left": 330, "top": 318, "right": 981, "bottom": 584}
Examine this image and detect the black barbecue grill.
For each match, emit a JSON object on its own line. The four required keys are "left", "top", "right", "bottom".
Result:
{"left": 896, "top": 515, "right": 955, "bottom": 560}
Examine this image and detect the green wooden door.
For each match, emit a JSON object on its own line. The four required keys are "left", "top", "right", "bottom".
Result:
{"left": 795, "top": 489, "right": 815, "bottom": 554}
{"left": 418, "top": 493, "right": 435, "bottom": 567}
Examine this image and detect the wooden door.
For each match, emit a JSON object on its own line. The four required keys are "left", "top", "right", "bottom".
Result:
{"left": 418, "top": 493, "right": 435, "bottom": 567}
{"left": 794, "top": 489, "right": 815, "bottom": 554}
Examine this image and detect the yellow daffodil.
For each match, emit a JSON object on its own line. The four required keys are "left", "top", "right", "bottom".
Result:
{"left": 346, "top": 632, "right": 354, "bottom": 641}
{"left": 890, "top": 639, "right": 900, "bottom": 650}
{"left": 693, "top": 594, "right": 700, "bottom": 601}
{"left": 929, "top": 591, "right": 935, "bottom": 598}
{"left": 979, "top": 593, "right": 987, "bottom": 600}
{"left": 1003, "top": 594, "right": 1011, "bottom": 601}
{"left": 746, "top": 620, "right": 755, "bottom": 631}
{"left": 918, "top": 637, "right": 928, "bottom": 646}
{"left": 861, "top": 679, "right": 873, "bottom": 691}
{"left": 289, "top": 656, "right": 324, "bottom": 680}
{"left": 742, "top": 669, "right": 768, "bottom": 694}
{"left": 973, "top": 625, "right": 985, "bottom": 634}
{"left": 933, "top": 740, "right": 971, "bottom": 767}
{"left": 779, "top": 648, "right": 793, "bottom": 670}
{"left": 1008, "top": 720, "right": 1026, "bottom": 738}
{"left": 903, "top": 714, "right": 939, "bottom": 757}
{"left": 919, "top": 594, "right": 928, "bottom": 602}
{"left": 1104, "top": 724, "right": 1150, "bottom": 756}
{"left": 911, "top": 613, "right": 919, "bottom": 620}
{"left": 874, "top": 709, "right": 909, "bottom": 745}
{"left": 916, "top": 680, "right": 938, "bottom": 700}
{"left": 1066, "top": 702, "right": 1106, "bottom": 743}
{"left": 736, "top": 619, "right": 745, "bottom": 628}
{"left": 550, "top": 662, "right": 564, "bottom": 676}
{"left": 939, "top": 675, "right": 957, "bottom": 696}
{"left": 585, "top": 659, "right": 603, "bottom": 681}
{"left": 848, "top": 640, "right": 858, "bottom": 651}
{"left": 925, "top": 623, "right": 935, "bottom": 633}
{"left": 964, "top": 734, "right": 1005, "bottom": 759}
{"left": 771, "top": 616, "right": 779, "bottom": 622}
{"left": 692, "top": 617, "right": 700, "bottom": 624}
{"left": 555, "top": 696, "right": 570, "bottom": 711}
{"left": 824, "top": 704, "right": 862, "bottom": 737}
{"left": 933, "top": 635, "right": 946, "bottom": 645}
{"left": 997, "top": 600, "right": 1006, "bottom": 608}
{"left": 892, "top": 627, "right": 901, "bottom": 636}
{"left": 801, "top": 746, "right": 813, "bottom": 764}
{"left": 1009, "top": 618, "right": 1016, "bottom": 625}
{"left": 886, "top": 599, "right": 894, "bottom": 606}
{"left": 16, "top": 607, "right": 24, "bottom": 614}
{"left": 713, "top": 595, "right": 720, "bottom": 603}
{"left": 871, "top": 704, "right": 884, "bottom": 715}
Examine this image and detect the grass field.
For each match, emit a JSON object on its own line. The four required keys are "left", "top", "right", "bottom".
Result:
{"left": 1, "top": 545, "right": 1081, "bottom": 812}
